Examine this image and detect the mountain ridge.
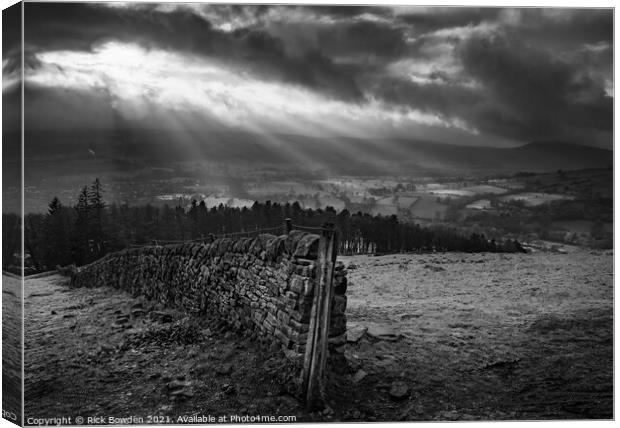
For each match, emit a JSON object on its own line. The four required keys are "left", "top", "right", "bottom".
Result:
{"left": 17, "top": 129, "right": 613, "bottom": 177}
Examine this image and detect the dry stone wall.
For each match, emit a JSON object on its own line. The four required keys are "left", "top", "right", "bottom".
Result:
{"left": 70, "top": 230, "right": 347, "bottom": 363}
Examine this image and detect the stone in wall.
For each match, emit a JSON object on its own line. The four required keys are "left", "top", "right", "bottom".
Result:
{"left": 328, "top": 261, "right": 348, "bottom": 360}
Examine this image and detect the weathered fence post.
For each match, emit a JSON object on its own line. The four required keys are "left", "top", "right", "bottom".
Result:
{"left": 302, "top": 222, "right": 338, "bottom": 410}
{"left": 285, "top": 218, "right": 292, "bottom": 234}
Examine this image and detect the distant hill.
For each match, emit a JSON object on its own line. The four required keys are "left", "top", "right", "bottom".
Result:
{"left": 503, "top": 142, "right": 612, "bottom": 173}
{"left": 21, "top": 129, "right": 612, "bottom": 179}
{"left": 332, "top": 138, "right": 612, "bottom": 175}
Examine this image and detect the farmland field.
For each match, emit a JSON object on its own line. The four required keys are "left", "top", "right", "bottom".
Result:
{"left": 499, "top": 192, "right": 573, "bottom": 206}
{"left": 461, "top": 184, "right": 508, "bottom": 194}
{"left": 466, "top": 199, "right": 492, "bottom": 210}
{"left": 409, "top": 195, "right": 448, "bottom": 219}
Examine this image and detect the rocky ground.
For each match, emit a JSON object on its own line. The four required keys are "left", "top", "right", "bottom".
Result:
{"left": 22, "top": 249, "right": 613, "bottom": 423}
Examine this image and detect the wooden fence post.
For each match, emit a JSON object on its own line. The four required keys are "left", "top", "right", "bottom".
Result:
{"left": 302, "top": 222, "right": 338, "bottom": 410}
{"left": 285, "top": 218, "right": 292, "bottom": 234}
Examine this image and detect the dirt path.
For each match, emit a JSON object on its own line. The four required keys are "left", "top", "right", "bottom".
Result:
{"left": 24, "top": 274, "right": 303, "bottom": 424}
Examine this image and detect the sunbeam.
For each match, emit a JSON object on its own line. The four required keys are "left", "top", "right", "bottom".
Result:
{"left": 26, "top": 41, "right": 473, "bottom": 143}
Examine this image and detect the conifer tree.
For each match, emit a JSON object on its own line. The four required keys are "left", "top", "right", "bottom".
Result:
{"left": 73, "top": 186, "right": 91, "bottom": 264}
{"left": 43, "top": 197, "right": 72, "bottom": 266}
{"left": 89, "top": 178, "right": 106, "bottom": 255}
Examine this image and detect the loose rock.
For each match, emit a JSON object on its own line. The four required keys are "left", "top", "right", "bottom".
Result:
{"left": 166, "top": 380, "right": 188, "bottom": 391}
{"left": 347, "top": 325, "right": 368, "bottom": 343}
{"left": 367, "top": 324, "right": 402, "bottom": 341}
{"left": 221, "top": 383, "right": 236, "bottom": 395}
{"left": 352, "top": 369, "right": 368, "bottom": 383}
{"left": 389, "top": 381, "right": 410, "bottom": 400}
{"left": 216, "top": 364, "right": 233, "bottom": 375}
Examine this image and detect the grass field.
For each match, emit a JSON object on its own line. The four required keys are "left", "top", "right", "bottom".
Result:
{"left": 335, "top": 250, "right": 613, "bottom": 420}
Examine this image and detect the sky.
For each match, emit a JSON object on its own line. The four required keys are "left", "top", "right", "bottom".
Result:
{"left": 2, "top": 2, "right": 614, "bottom": 148}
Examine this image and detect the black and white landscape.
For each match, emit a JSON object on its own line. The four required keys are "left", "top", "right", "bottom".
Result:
{"left": 2, "top": 3, "right": 613, "bottom": 423}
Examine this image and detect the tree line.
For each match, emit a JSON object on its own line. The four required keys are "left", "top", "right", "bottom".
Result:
{"left": 3, "top": 179, "right": 525, "bottom": 272}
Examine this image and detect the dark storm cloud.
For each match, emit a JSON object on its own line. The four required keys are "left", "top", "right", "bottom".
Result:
{"left": 2, "top": 3, "right": 24, "bottom": 131}
{"left": 23, "top": 3, "right": 364, "bottom": 101}
{"left": 301, "top": 5, "right": 390, "bottom": 18}
{"left": 371, "top": 22, "right": 612, "bottom": 143}
{"left": 371, "top": 77, "right": 481, "bottom": 120}
{"left": 395, "top": 7, "right": 501, "bottom": 35}
{"left": 17, "top": 3, "right": 614, "bottom": 147}
{"left": 457, "top": 31, "right": 612, "bottom": 140}
{"left": 231, "top": 28, "right": 364, "bottom": 100}
{"left": 2, "top": 2, "right": 21, "bottom": 58}
{"left": 24, "top": 3, "right": 229, "bottom": 56}
{"left": 369, "top": 8, "right": 612, "bottom": 145}
{"left": 508, "top": 8, "right": 613, "bottom": 48}
{"left": 317, "top": 20, "right": 407, "bottom": 59}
